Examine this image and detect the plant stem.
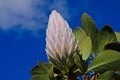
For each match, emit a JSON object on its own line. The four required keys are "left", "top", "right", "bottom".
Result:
{"left": 68, "top": 70, "right": 78, "bottom": 80}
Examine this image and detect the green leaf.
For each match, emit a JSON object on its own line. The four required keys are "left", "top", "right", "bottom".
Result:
{"left": 30, "top": 61, "right": 52, "bottom": 80}
{"left": 75, "top": 54, "right": 88, "bottom": 73}
{"left": 74, "top": 27, "right": 87, "bottom": 50}
{"left": 97, "top": 71, "right": 120, "bottom": 80}
{"left": 74, "top": 55, "right": 84, "bottom": 73}
{"left": 97, "top": 25, "right": 117, "bottom": 52}
{"left": 49, "top": 71, "right": 56, "bottom": 80}
{"left": 31, "top": 75, "right": 50, "bottom": 80}
{"left": 80, "top": 37, "right": 92, "bottom": 60}
{"left": 38, "top": 61, "right": 51, "bottom": 73}
{"left": 81, "top": 13, "right": 99, "bottom": 54}
{"left": 88, "top": 50, "right": 120, "bottom": 73}
{"left": 115, "top": 32, "right": 120, "bottom": 41}
{"left": 97, "top": 71, "right": 115, "bottom": 80}
{"left": 104, "top": 42, "right": 120, "bottom": 52}
{"left": 74, "top": 27, "right": 92, "bottom": 60}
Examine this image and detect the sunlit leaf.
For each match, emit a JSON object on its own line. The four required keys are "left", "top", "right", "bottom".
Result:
{"left": 80, "top": 37, "right": 92, "bottom": 60}
{"left": 74, "top": 27, "right": 92, "bottom": 60}
{"left": 97, "top": 25, "right": 117, "bottom": 52}
{"left": 74, "top": 27, "right": 87, "bottom": 50}
{"left": 88, "top": 50, "right": 120, "bottom": 73}
{"left": 81, "top": 13, "right": 99, "bottom": 54}
{"left": 115, "top": 32, "right": 120, "bottom": 41}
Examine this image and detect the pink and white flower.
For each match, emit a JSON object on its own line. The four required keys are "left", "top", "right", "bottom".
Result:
{"left": 46, "top": 10, "right": 78, "bottom": 68}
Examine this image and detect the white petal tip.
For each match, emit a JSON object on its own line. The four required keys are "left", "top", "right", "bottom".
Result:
{"left": 51, "top": 10, "right": 57, "bottom": 14}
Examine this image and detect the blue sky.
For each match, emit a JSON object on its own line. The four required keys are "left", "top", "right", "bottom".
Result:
{"left": 0, "top": 0, "right": 120, "bottom": 80}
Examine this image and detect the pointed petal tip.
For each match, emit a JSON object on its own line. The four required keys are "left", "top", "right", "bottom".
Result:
{"left": 51, "top": 10, "right": 60, "bottom": 17}
{"left": 51, "top": 10, "right": 58, "bottom": 14}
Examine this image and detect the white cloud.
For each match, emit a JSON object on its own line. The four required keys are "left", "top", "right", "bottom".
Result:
{"left": 0, "top": 0, "right": 70, "bottom": 31}
{"left": 0, "top": 0, "right": 34, "bottom": 29}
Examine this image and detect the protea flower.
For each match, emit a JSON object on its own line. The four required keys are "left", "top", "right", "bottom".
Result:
{"left": 46, "top": 10, "right": 78, "bottom": 69}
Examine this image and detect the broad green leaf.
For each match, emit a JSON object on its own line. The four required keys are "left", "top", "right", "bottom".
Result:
{"left": 30, "top": 61, "right": 52, "bottom": 80}
{"left": 81, "top": 13, "right": 99, "bottom": 54}
{"left": 115, "top": 32, "right": 120, "bottom": 41}
{"left": 88, "top": 50, "right": 120, "bottom": 73}
{"left": 97, "top": 71, "right": 115, "bottom": 80}
{"left": 97, "top": 25, "right": 117, "bottom": 52}
{"left": 74, "top": 27, "right": 87, "bottom": 50}
{"left": 80, "top": 37, "right": 92, "bottom": 60}
{"left": 97, "top": 71, "right": 120, "bottom": 80}
{"left": 104, "top": 42, "right": 120, "bottom": 52}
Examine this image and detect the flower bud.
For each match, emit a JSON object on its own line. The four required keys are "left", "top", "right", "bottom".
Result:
{"left": 46, "top": 10, "right": 78, "bottom": 69}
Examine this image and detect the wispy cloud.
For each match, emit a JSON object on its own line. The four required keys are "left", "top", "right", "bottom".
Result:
{"left": 0, "top": 0, "right": 70, "bottom": 31}
{"left": 0, "top": 0, "right": 102, "bottom": 35}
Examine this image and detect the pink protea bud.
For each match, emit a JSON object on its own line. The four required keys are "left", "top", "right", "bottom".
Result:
{"left": 46, "top": 10, "right": 78, "bottom": 69}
